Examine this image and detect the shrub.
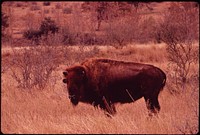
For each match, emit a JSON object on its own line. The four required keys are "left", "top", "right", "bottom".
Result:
{"left": 137, "top": 16, "right": 157, "bottom": 43}
{"left": 15, "top": 2, "right": 24, "bottom": 7}
{"left": 30, "top": 5, "right": 41, "bottom": 11}
{"left": 39, "top": 17, "right": 59, "bottom": 36}
{"left": 43, "top": 2, "right": 51, "bottom": 6}
{"left": 9, "top": 46, "right": 62, "bottom": 89}
{"left": 23, "top": 17, "right": 59, "bottom": 45}
{"left": 61, "top": 27, "right": 78, "bottom": 45}
{"left": 105, "top": 16, "right": 140, "bottom": 48}
{"left": 55, "top": 3, "right": 62, "bottom": 9}
{"left": 41, "top": 32, "right": 63, "bottom": 46}
{"left": 63, "top": 7, "right": 72, "bottom": 14}
{"left": 80, "top": 33, "right": 97, "bottom": 45}
{"left": 159, "top": 3, "right": 199, "bottom": 91}
{"left": 23, "top": 29, "right": 42, "bottom": 45}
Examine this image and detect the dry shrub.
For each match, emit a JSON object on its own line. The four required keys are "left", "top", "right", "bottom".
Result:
{"left": 55, "top": 3, "right": 62, "bottom": 9}
{"left": 23, "top": 17, "right": 59, "bottom": 45}
{"left": 61, "top": 28, "right": 78, "bottom": 45}
{"left": 30, "top": 5, "right": 41, "bottom": 11}
{"left": 41, "top": 32, "right": 63, "bottom": 46}
{"left": 15, "top": 2, "right": 25, "bottom": 8}
{"left": 159, "top": 2, "right": 199, "bottom": 91}
{"left": 9, "top": 46, "right": 63, "bottom": 89}
{"left": 61, "top": 45, "right": 100, "bottom": 66}
{"left": 105, "top": 15, "right": 140, "bottom": 48}
{"left": 22, "top": 13, "right": 41, "bottom": 31}
{"left": 43, "top": 2, "right": 51, "bottom": 6}
{"left": 2, "top": 44, "right": 198, "bottom": 134}
{"left": 63, "top": 7, "right": 72, "bottom": 14}
{"left": 137, "top": 16, "right": 158, "bottom": 44}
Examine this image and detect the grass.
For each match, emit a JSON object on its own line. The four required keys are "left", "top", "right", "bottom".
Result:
{"left": 1, "top": 2, "right": 198, "bottom": 133}
{"left": 1, "top": 43, "right": 199, "bottom": 134}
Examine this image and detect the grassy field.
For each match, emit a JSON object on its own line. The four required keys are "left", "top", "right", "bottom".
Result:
{"left": 1, "top": 43, "right": 199, "bottom": 134}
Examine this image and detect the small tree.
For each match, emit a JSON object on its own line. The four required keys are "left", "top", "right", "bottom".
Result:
{"left": 105, "top": 14, "right": 140, "bottom": 48}
{"left": 23, "top": 17, "right": 59, "bottom": 45}
{"left": 40, "top": 17, "right": 59, "bottom": 36}
{"left": 160, "top": 3, "right": 199, "bottom": 91}
{"left": 81, "top": 2, "right": 134, "bottom": 31}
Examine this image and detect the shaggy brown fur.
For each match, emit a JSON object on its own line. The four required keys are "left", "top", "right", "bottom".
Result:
{"left": 63, "top": 58, "right": 166, "bottom": 115}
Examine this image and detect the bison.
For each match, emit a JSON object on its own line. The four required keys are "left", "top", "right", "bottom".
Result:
{"left": 63, "top": 58, "right": 166, "bottom": 116}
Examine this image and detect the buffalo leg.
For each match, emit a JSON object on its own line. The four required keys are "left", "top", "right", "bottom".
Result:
{"left": 144, "top": 94, "right": 160, "bottom": 115}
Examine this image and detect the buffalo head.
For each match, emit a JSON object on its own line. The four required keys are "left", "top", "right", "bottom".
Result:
{"left": 63, "top": 66, "right": 86, "bottom": 106}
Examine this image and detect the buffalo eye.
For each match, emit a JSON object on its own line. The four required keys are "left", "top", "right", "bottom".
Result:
{"left": 63, "top": 71, "right": 68, "bottom": 76}
{"left": 63, "top": 79, "right": 67, "bottom": 83}
{"left": 81, "top": 70, "right": 85, "bottom": 76}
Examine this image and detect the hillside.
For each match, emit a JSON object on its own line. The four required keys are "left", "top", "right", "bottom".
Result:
{"left": 2, "top": 2, "right": 171, "bottom": 39}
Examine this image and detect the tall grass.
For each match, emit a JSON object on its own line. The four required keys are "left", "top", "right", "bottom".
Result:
{"left": 1, "top": 44, "right": 199, "bottom": 134}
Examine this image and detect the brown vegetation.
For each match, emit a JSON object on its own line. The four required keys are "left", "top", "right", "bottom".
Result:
{"left": 1, "top": 1, "right": 199, "bottom": 134}
{"left": 1, "top": 44, "right": 199, "bottom": 134}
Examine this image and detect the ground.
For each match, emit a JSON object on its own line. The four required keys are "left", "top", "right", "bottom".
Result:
{"left": 1, "top": 43, "right": 199, "bottom": 134}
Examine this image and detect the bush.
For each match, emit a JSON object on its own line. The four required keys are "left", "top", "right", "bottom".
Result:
{"left": 80, "top": 33, "right": 97, "bottom": 45}
{"left": 105, "top": 16, "right": 140, "bottom": 48}
{"left": 39, "top": 17, "right": 59, "bottom": 36}
{"left": 61, "top": 27, "right": 78, "bottom": 45}
{"left": 55, "top": 3, "right": 62, "bottom": 9}
{"left": 43, "top": 2, "right": 50, "bottom": 6}
{"left": 23, "top": 17, "right": 59, "bottom": 45}
{"left": 30, "top": 5, "right": 41, "bottom": 11}
{"left": 9, "top": 46, "right": 63, "bottom": 89}
{"left": 23, "top": 29, "right": 42, "bottom": 45}
{"left": 41, "top": 32, "right": 63, "bottom": 46}
{"left": 137, "top": 16, "right": 157, "bottom": 43}
{"left": 63, "top": 7, "right": 72, "bottom": 14}
{"left": 15, "top": 2, "right": 24, "bottom": 7}
{"left": 159, "top": 3, "right": 199, "bottom": 91}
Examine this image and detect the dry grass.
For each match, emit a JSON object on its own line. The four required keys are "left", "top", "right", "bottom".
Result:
{"left": 1, "top": 44, "right": 199, "bottom": 134}
{"left": 1, "top": 2, "right": 178, "bottom": 44}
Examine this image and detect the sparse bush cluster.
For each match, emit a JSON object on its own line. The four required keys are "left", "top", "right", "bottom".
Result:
{"left": 158, "top": 2, "right": 199, "bottom": 91}
{"left": 2, "top": 2, "right": 199, "bottom": 93}
{"left": 9, "top": 46, "right": 63, "bottom": 89}
{"left": 23, "top": 17, "right": 59, "bottom": 45}
{"left": 20, "top": 2, "right": 170, "bottom": 46}
{"left": 11, "top": 2, "right": 195, "bottom": 48}
{"left": 1, "top": 2, "right": 199, "bottom": 134}
{"left": 62, "top": 31, "right": 104, "bottom": 46}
